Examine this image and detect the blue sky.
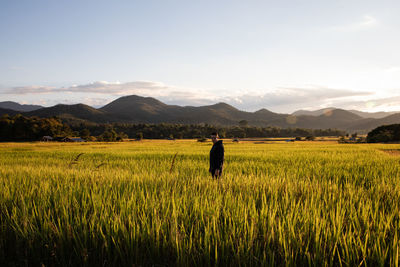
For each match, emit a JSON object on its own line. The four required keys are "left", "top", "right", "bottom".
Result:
{"left": 1, "top": 0, "right": 400, "bottom": 113}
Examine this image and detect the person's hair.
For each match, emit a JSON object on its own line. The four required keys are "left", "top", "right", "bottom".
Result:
{"left": 211, "top": 132, "right": 218, "bottom": 137}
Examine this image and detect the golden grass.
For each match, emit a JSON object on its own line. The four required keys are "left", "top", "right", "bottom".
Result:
{"left": 1, "top": 140, "right": 400, "bottom": 266}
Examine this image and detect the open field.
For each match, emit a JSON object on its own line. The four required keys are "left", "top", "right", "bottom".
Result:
{"left": 1, "top": 140, "right": 400, "bottom": 266}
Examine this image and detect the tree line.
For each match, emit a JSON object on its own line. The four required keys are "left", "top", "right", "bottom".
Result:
{"left": 74, "top": 122, "right": 346, "bottom": 140}
{"left": 0, "top": 114, "right": 71, "bottom": 141}
{"left": 0, "top": 114, "right": 347, "bottom": 142}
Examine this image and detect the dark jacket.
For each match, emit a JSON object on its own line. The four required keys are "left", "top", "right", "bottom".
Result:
{"left": 210, "top": 140, "right": 224, "bottom": 170}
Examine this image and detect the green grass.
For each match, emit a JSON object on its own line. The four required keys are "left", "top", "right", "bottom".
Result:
{"left": 1, "top": 140, "right": 400, "bottom": 266}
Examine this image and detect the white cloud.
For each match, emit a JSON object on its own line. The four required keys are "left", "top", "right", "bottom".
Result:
{"left": 359, "top": 15, "right": 377, "bottom": 27}
{"left": 384, "top": 66, "right": 400, "bottom": 73}
{"left": 62, "top": 81, "right": 171, "bottom": 95}
{"left": 331, "top": 15, "right": 378, "bottom": 32}
{"left": 6, "top": 85, "right": 56, "bottom": 94}
{"left": 336, "top": 95, "right": 400, "bottom": 112}
{"left": 0, "top": 80, "right": 219, "bottom": 107}
{"left": 222, "top": 86, "right": 373, "bottom": 112}
{"left": 2, "top": 81, "right": 170, "bottom": 95}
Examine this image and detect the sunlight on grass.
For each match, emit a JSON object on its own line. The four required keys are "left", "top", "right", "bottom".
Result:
{"left": 1, "top": 141, "right": 400, "bottom": 266}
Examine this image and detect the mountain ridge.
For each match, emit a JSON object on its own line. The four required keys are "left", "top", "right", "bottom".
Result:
{"left": 1, "top": 95, "right": 400, "bottom": 133}
{"left": 0, "top": 101, "right": 43, "bottom": 112}
{"left": 292, "top": 107, "right": 397, "bottom": 119}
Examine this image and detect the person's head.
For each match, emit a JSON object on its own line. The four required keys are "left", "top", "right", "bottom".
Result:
{"left": 210, "top": 132, "right": 219, "bottom": 144}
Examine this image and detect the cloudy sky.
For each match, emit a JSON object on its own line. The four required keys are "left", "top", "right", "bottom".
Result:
{"left": 1, "top": 0, "right": 400, "bottom": 113}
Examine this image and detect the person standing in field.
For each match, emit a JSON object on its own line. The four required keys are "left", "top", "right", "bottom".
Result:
{"left": 209, "top": 132, "right": 224, "bottom": 179}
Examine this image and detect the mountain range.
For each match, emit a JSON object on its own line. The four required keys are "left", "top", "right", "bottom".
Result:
{"left": 1, "top": 96, "right": 399, "bottom": 133}
{"left": 0, "top": 101, "right": 44, "bottom": 112}
{"left": 292, "top": 108, "right": 397, "bottom": 119}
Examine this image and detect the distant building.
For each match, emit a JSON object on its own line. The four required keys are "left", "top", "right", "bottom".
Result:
{"left": 41, "top": 136, "right": 53, "bottom": 142}
{"left": 62, "top": 137, "right": 86, "bottom": 142}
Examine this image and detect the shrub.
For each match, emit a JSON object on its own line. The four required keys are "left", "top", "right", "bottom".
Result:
{"left": 136, "top": 132, "right": 143, "bottom": 140}
{"left": 197, "top": 137, "right": 207, "bottom": 142}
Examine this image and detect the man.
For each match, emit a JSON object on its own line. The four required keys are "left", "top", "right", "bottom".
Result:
{"left": 209, "top": 132, "right": 224, "bottom": 179}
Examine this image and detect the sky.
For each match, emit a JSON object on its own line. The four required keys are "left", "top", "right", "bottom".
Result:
{"left": 1, "top": 0, "right": 400, "bottom": 113}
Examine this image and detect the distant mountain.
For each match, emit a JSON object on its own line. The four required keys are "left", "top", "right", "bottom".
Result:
{"left": 0, "top": 101, "right": 43, "bottom": 112}
{"left": 292, "top": 108, "right": 337, "bottom": 117}
{"left": 25, "top": 104, "right": 118, "bottom": 123}
{"left": 293, "top": 107, "right": 399, "bottom": 119}
{"left": 0, "top": 107, "right": 19, "bottom": 116}
{"left": 254, "top": 108, "right": 284, "bottom": 120}
{"left": 2, "top": 95, "right": 400, "bottom": 133}
{"left": 100, "top": 95, "right": 286, "bottom": 125}
{"left": 100, "top": 95, "right": 184, "bottom": 123}
{"left": 98, "top": 96, "right": 399, "bottom": 131}
{"left": 348, "top": 110, "right": 398, "bottom": 119}
{"left": 346, "top": 113, "right": 400, "bottom": 132}
{"left": 266, "top": 109, "right": 363, "bottom": 130}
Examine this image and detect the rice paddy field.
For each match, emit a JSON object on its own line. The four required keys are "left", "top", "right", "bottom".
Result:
{"left": 1, "top": 140, "right": 400, "bottom": 266}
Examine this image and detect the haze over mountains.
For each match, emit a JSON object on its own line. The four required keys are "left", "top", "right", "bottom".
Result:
{"left": 0, "top": 101, "right": 44, "bottom": 112}
{"left": 1, "top": 95, "right": 400, "bottom": 133}
{"left": 292, "top": 108, "right": 398, "bottom": 119}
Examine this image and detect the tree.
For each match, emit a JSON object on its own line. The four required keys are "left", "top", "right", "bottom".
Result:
{"left": 0, "top": 114, "right": 71, "bottom": 141}
{"left": 176, "top": 132, "right": 184, "bottom": 139}
{"left": 136, "top": 132, "right": 143, "bottom": 140}
{"left": 231, "top": 127, "right": 246, "bottom": 138}
{"left": 101, "top": 128, "right": 117, "bottom": 141}
{"left": 117, "top": 132, "right": 128, "bottom": 141}
{"left": 305, "top": 135, "right": 315, "bottom": 141}
{"left": 218, "top": 129, "right": 226, "bottom": 138}
{"left": 367, "top": 124, "right": 400, "bottom": 143}
{"left": 80, "top": 129, "right": 91, "bottom": 140}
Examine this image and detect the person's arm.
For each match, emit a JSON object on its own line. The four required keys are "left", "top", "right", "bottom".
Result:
{"left": 216, "top": 145, "right": 224, "bottom": 169}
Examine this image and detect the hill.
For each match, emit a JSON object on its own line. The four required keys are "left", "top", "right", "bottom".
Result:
{"left": 348, "top": 110, "right": 398, "bottom": 119}
{"left": 0, "top": 107, "right": 19, "bottom": 116}
{"left": 292, "top": 108, "right": 336, "bottom": 117}
{"left": 25, "top": 104, "right": 118, "bottom": 123}
{"left": 100, "top": 95, "right": 184, "bottom": 123}
{"left": 0, "top": 101, "right": 43, "bottom": 112}
{"left": 265, "top": 109, "right": 363, "bottom": 129}
{"left": 346, "top": 113, "right": 400, "bottom": 132}
{"left": 367, "top": 123, "right": 400, "bottom": 142}
{"left": 100, "top": 96, "right": 286, "bottom": 125}
{"left": 293, "top": 107, "right": 399, "bottom": 119}
{"left": 2, "top": 95, "right": 400, "bottom": 132}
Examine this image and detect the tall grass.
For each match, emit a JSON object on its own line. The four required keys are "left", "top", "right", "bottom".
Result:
{"left": 1, "top": 141, "right": 400, "bottom": 266}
